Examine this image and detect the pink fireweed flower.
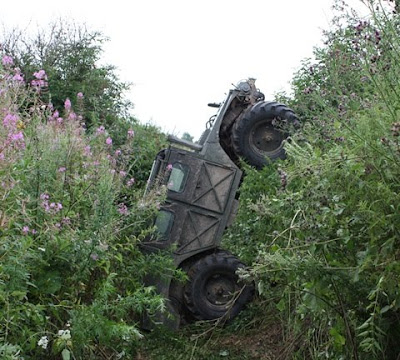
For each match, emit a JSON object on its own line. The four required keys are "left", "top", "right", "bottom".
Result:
{"left": 96, "top": 125, "right": 105, "bottom": 135}
{"left": 11, "top": 131, "right": 25, "bottom": 148}
{"left": 127, "top": 129, "right": 134, "bottom": 138}
{"left": 12, "top": 72, "right": 24, "bottom": 82}
{"left": 118, "top": 203, "right": 129, "bottom": 216}
{"left": 22, "top": 226, "right": 30, "bottom": 235}
{"left": 49, "top": 110, "right": 59, "bottom": 122}
{"left": 64, "top": 98, "right": 71, "bottom": 111}
{"left": 33, "top": 70, "right": 47, "bottom": 80}
{"left": 68, "top": 112, "right": 77, "bottom": 121}
{"left": 3, "top": 113, "right": 18, "bottom": 129}
{"left": 40, "top": 193, "right": 49, "bottom": 201}
{"left": 2, "top": 55, "right": 13, "bottom": 67}
{"left": 84, "top": 145, "right": 92, "bottom": 156}
{"left": 31, "top": 79, "right": 48, "bottom": 88}
{"left": 58, "top": 167, "right": 66, "bottom": 173}
{"left": 77, "top": 92, "right": 84, "bottom": 99}
{"left": 31, "top": 69, "right": 48, "bottom": 89}
{"left": 11, "top": 132, "right": 24, "bottom": 142}
{"left": 106, "top": 137, "right": 112, "bottom": 145}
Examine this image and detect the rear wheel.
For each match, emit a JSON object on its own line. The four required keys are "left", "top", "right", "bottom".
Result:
{"left": 232, "top": 101, "right": 299, "bottom": 169}
{"left": 183, "top": 251, "right": 253, "bottom": 321}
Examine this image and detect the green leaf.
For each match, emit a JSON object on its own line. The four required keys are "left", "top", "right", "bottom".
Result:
{"left": 330, "top": 327, "right": 346, "bottom": 348}
{"left": 219, "top": 350, "right": 229, "bottom": 357}
{"left": 61, "top": 349, "right": 71, "bottom": 360}
{"left": 276, "top": 298, "right": 286, "bottom": 312}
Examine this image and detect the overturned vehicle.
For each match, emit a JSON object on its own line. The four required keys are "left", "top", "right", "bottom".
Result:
{"left": 141, "top": 79, "right": 299, "bottom": 328}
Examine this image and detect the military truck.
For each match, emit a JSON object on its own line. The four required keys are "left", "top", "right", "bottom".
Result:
{"left": 142, "top": 79, "right": 298, "bottom": 328}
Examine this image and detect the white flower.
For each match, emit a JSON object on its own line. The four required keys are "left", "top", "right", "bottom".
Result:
{"left": 57, "top": 329, "right": 71, "bottom": 340}
{"left": 38, "top": 336, "right": 49, "bottom": 349}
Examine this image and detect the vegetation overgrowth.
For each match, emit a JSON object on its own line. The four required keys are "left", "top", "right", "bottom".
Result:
{"left": 0, "top": 29, "right": 172, "bottom": 358}
{"left": 226, "top": 1, "right": 400, "bottom": 359}
{"left": 1, "top": 1, "right": 400, "bottom": 359}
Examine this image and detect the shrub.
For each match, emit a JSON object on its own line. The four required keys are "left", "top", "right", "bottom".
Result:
{"left": 226, "top": 2, "right": 400, "bottom": 359}
{"left": 0, "top": 58, "right": 171, "bottom": 359}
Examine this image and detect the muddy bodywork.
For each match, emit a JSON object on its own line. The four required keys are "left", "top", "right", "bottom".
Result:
{"left": 141, "top": 79, "right": 294, "bottom": 327}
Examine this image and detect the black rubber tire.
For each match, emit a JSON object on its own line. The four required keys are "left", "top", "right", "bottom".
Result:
{"left": 183, "top": 251, "right": 253, "bottom": 321}
{"left": 232, "top": 101, "right": 299, "bottom": 169}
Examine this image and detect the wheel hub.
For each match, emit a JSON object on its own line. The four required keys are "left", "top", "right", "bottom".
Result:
{"left": 205, "top": 275, "right": 236, "bottom": 306}
{"left": 250, "top": 120, "right": 285, "bottom": 154}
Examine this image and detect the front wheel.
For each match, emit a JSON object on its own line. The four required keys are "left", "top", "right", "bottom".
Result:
{"left": 183, "top": 251, "right": 253, "bottom": 321}
{"left": 232, "top": 101, "right": 299, "bottom": 169}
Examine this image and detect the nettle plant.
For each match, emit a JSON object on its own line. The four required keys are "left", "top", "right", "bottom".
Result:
{"left": 0, "top": 56, "right": 170, "bottom": 359}
{"left": 227, "top": 2, "right": 400, "bottom": 359}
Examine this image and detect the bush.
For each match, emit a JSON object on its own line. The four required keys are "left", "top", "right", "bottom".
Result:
{"left": 0, "top": 58, "right": 172, "bottom": 359}
{"left": 1, "top": 19, "right": 134, "bottom": 146}
{"left": 226, "top": 2, "right": 400, "bottom": 359}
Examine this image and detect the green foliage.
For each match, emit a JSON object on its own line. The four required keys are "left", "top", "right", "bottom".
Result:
{"left": 226, "top": 2, "right": 400, "bottom": 359}
{"left": 0, "top": 61, "right": 172, "bottom": 359}
{"left": 1, "top": 19, "right": 133, "bottom": 145}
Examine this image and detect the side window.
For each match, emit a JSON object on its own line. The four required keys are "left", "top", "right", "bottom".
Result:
{"left": 167, "top": 163, "right": 189, "bottom": 193}
{"left": 155, "top": 210, "right": 174, "bottom": 240}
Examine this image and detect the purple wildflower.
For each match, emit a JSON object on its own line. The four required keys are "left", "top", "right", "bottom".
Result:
{"left": 106, "top": 137, "right": 112, "bottom": 145}
{"left": 118, "top": 203, "right": 129, "bottom": 216}
{"left": 58, "top": 167, "right": 66, "bottom": 173}
{"left": 68, "top": 112, "right": 77, "bottom": 121}
{"left": 2, "top": 55, "right": 13, "bottom": 67}
{"left": 96, "top": 125, "right": 105, "bottom": 135}
{"left": 126, "top": 178, "right": 135, "bottom": 187}
{"left": 64, "top": 98, "right": 71, "bottom": 111}
{"left": 12, "top": 72, "right": 24, "bottom": 82}
{"left": 77, "top": 92, "right": 83, "bottom": 99}
{"left": 3, "top": 113, "right": 18, "bottom": 129}
{"left": 84, "top": 145, "right": 92, "bottom": 156}
{"left": 10, "top": 131, "right": 25, "bottom": 148}
{"left": 33, "top": 70, "right": 47, "bottom": 80}
{"left": 22, "top": 226, "right": 30, "bottom": 235}
{"left": 127, "top": 129, "right": 134, "bottom": 138}
{"left": 31, "top": 70, "right": 48, "bottom": 89}
{"left": 40, "top": 193, "right": 50, "bottom": 200}
{"left": 119, "top": 170, "right": 127, "bottom": 177}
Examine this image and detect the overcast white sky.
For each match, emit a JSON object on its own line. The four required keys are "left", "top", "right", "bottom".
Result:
{"left": 1, "top": 0, "right": 372, "bottom": 140}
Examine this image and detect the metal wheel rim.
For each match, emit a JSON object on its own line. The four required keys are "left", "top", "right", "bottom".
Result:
{"left": 249, "top": 119, "right": 285, "bottom": 156}
{"left": 204, "top": 274, "right": 236, "bottom": 306}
